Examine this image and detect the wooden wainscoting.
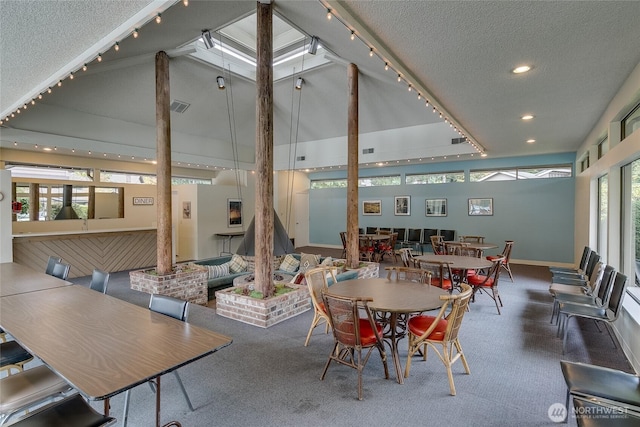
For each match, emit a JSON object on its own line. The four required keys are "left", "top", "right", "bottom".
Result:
{"left": 13, "top": 229, "right": 157, "bottom": 278}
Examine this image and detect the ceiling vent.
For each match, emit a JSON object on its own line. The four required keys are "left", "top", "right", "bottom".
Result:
{"left": 451, "top": 137, "right": 466, "bottom": 145}
{"left": 170, "top": 100, "right": 190, "bottom": 114}
{"left": 296, "top": 155, "right": 306, "bottom": 161}
{"left": 362, "top": 148, "right": 374, "bottom": 154}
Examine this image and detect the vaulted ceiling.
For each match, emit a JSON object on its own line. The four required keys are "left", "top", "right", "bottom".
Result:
{"left": 1, "top": 1, "right": 640, "bottom": 172}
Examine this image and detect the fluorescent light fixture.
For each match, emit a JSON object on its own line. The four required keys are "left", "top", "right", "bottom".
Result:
{"left": 213, "top": 43, "right": 256, "bottom": 66}
{"left": 273, "top": 48, "right": 307, "bottom": 66}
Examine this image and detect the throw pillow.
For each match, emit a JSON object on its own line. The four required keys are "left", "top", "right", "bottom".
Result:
{"left": 290, "top": 272, "right": 306, "bottom": 285}
{"left": 320, "top": 256, "right": 333, "bottom": 266}
{"left": 207, "top": 262, "right": 230, "bottom": 279}
{"left": 279, "top": 254, "right": 300, "bottom": 273}
{"left": 228, "top": 254, "right": 248, "bottom": 274}
{"left": 299, "top": 253, "right": 320, "bottom": 272}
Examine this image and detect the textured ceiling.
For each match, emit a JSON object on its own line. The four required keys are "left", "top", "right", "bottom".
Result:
{"left": 1, "top": 0, "right": 640, "bottom": 170}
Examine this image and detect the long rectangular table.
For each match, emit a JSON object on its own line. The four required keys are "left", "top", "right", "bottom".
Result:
{"left": 0, "top": 281, "right": 232, "bottom": 426}
{"left": 0, "top": 262, "right": 71, "bottom": 297}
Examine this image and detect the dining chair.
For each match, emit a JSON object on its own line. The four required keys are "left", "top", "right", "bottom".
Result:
{"left": 320, "top": 292, "right": 389, "bottom": 400}
{"left": 487, "top": 240, "right": 514, "bottom": 282}
{"left": 560, "top": 360, "right": 640, "bottom": 424}
{"left": 439, "top": 229, "right": 456, "bottom": 242}
{"left": 557, "top": 272, "right": 628, "bottom": 354}
{"left": 549, "top": 246, "right": 591, "bottom": 276}
{"left": 89, "top": 269, "right": 110, "bottom": 294}
{"left": 122, "top": 294, "right": 194, "bottom": 426}
{"left": 398, "top": 248, "right": 419, "bottom": 268}
{"left": 552, "top": 250, "right": 600, "bottom": 282}
{"left": 379, "top": 232, "right": 398, "bottom": 263}
{"left": 358, "top": 236, "right": 375, "bottom": 262}
{"left": 0, "top": 341, "right": 34, "bottom": 376}
{"left": 461, "top": 235, "right": 484, "bottom": 243}
{"left": 392, "top": 228, "right": 406, "bottom": 248}
{"left": 45, "top": 256, "right": 62, "bottom": 276}
{"left": 339, "top": 231, "right": 347, "bottom": 259}
{"left": 404, "top": 283, "right": 473, "bottom": 396}
{"left": 303, "top": 267, "right": 338, "bottom": 346}
{"left": 430, "top": 235, "right": 445, "bottom": 255}
{"left": 549, "top": 261, "right": 604, "bottom": 298}
{"left": 7, "top": 394, "right": 115, "bottom": 427}
{"left": 572, "top": 396, "right": 640, "bottom": 427}
{"left": 404, "top": 228, "right": 422, "bottom": 254}
{"left": 418, "top": 260, "right": 454, "bottom": 291}
{"left": 467, "top": 256, "right": 505, "bottom": 314}
{"left": 421, "top": 228, "right": 438, "bottom": 253}
{"left": 50, "top": 262, "right": 71, "bottom": 280}
{"left": 365, "top": 227, "right": 378, "bottom": 235}
{"left": 0, "top": 365, "right": 73, "bottom": 425}
{"left": 385, "top": 266, "right": 431, "bottom": 284}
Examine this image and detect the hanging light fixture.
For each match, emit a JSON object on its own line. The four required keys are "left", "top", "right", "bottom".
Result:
{"left": 295, "top": 77, "right": 304, "bottom": 90}
{"left": 308, "top": 36, "right": 319, "bottom": 55}
{"left": 216, "top": 76, "right": 225, "bottom": 90}
{"left": 202, "top": 30, "right": 215, "bottom": 49}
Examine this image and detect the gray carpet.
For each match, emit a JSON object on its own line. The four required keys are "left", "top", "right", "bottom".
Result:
{"left": 68, "top": 249, "right": 632, "bottom": 427}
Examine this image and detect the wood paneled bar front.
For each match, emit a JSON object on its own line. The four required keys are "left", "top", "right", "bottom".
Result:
{"left": 12, "top": 228, "right": 157, "bottom": 278}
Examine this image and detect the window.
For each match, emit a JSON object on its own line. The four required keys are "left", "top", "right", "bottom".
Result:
{"left": 358, "top": 175, "right": 401, "bottom": 187}
{"left": 6, "top": 164, "right": 92, "bottom": 181}
{"left": 580, "top": 153, "right": 590, "bottom": 172}
{"left": 310, "top": 179, "right": 347, "bottom": 189}
{"left": 470, "top": 169, "right": 516, "bottom": 182}
{"left": 622, "top": 102, "right": 640, "bottom": 140}
{"left": 171, "top": 177, "right": 212, "bottom": 185}
{"left": 517, "top": 165, "right": 572, "bottom": 179}
{"left": 621, "top": 158, "right": 640, "bottom": 288}
{"left": 597, "top": 137, "right": 609, "bottom": 159}
{"left": 598, "top": 174, "right": 608, "bottom": 259}
{"left": 100, "top": 171, "right": 157, "bottom": 185}
{"left": 406, "top": 172, "right": 464, "bottom": 184}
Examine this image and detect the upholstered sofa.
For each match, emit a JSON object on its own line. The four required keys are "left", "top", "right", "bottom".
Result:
{"left": 193, "top": 253, "right": 359, "bottom": 300}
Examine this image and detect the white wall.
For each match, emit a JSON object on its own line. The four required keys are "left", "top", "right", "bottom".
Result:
{"left": 0, "top": 170, "right": 13, "bottom": 262}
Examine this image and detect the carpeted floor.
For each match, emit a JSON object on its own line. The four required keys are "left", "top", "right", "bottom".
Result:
{"left": 66, "top": 248, "right": 633, "bottom": 427}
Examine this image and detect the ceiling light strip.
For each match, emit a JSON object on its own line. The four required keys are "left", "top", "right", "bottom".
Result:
{"left": 320, "top": 0, "right": 485, "bottom": 155}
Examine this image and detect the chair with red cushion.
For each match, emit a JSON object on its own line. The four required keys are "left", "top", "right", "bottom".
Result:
{"left": 385, "top": 266, "right": 431, "bottom": 284}
{"left": 320, "top": 292, "right": 389, "bottom": 400}
{"left": 487, "top": 240, "right": 514, "bottom": 282}
{"left": 418, "top": 260, "right": 455, "bottom": 291}
{"left": 303, "top": 267, "right": 338, "bottom": 347}
{"left": 379, "top": 232, "right": 398, "bottom": 263}
{"left": 468, "top": 256, "right": 505, "bottom": 314}
{"left": 359, "top": 236, "right": 375, "bottom": 262}
{"left": 404, "top": 283, "right": 473, "bottom": 395}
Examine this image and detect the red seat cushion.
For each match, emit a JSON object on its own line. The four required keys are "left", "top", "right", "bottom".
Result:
{"left": 486, "top": 256, "right": 504, "bottom": 264}
{"left": 358, "top": 319, "right": 384, "bottom": 346}
{"left": 408, "top": 315, "right": 448, "bottom": 341}
{"left": 431, "top": 278, "right": 453, "bottom": 290}
{"left": 468, "top": 274, "right": 494, "bottom": 287}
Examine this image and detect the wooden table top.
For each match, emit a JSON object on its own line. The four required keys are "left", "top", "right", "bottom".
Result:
{"left": 0, "top": 285, "right": 232, "bottom": 400}
{"left": 417, "top": 254, "right": 493, "bottom": 270}
{"left": 328, "top": 277, "right": 447, "bottom": 313}
{"left": 0, "top": 262, "right": 71, "bottom": 297}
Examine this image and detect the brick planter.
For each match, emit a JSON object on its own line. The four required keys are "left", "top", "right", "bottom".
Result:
{"left": 215, "top": 284, "right": 311, "bottom": 328}
{"left": 130, "top": 263, "right": 208, "bottom": 306}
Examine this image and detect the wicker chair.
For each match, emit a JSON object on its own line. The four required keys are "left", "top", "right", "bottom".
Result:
{"left": 385, "top": 266, "right": 431, "bottom": 284}
{"left": 303, "top": 267, "right": 338, "bottom": 346}
{"left": 487, "top": 240, "right": 514, "bottom": 282}
{"left": 339, "top": 232, "right": 347, "bottom": 259}
{"left": 430, "top": 235, "right": 444, "bottom": 255}
{"left": 404, "top": 284, "right": 473, "bottom": 395}
{"left": 397, "top": 248, "right": 419, "bottom": 268}
{"left": 418, "top": 260, "right": 454, "bottom": 291}
{"left": 320, "top": 292, "right": 389, "bottom": 400}
{"left": 468, "top": 256, "right": 505, "bottom": 314}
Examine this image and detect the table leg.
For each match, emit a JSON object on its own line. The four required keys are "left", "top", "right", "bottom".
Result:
{"left": 103, "top": 398, "right": 110, "bottom": 416}
{"left": 388, "top": 313, "right": 404, "bottom": 384}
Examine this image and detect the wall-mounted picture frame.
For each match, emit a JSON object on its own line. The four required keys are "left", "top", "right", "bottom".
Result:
{"left": 394, "top": 196, "right": 410, "bottom": 216}
{"left": 362, "top": 200, "right": 382, "bottom": 215}
{"left": 228, "top": 199, "right": 242, "bottom": 227}
{"left": 425, "top": 198, "right": 447, "bottom": 217}
{"left": 182, "top": 201, "right": 191, "bottom": 219}
{"left": 468, "top": 198, "right": 493, "bottom": 216}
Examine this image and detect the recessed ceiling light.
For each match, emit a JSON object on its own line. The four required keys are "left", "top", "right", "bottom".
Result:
{"left": 527, "top": 139, "right": 536, "bottom": 144}
{"left": 512, "top": 65, "right": 532, "bottom": 74}
{"left": 521, "top": 114, "right": 534, "bottom": 120}
{"left": 43, "top": 147, "right": 52, "bottom": 151}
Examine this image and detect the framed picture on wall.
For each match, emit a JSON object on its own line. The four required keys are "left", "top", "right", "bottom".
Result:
{"left": 362, "top": 200, "right": 382, "bottom": 215}
{"left": 425, "top": 198, "right": 447, "bottom": 217}
{"left": 228, "top": 199, "right": 242, "bottom": 227}
{"left": 468, "top": 198, "right": 493, "bottom": 216}
{"left": 394, "top": 196, "right": 410, "bottom": 216}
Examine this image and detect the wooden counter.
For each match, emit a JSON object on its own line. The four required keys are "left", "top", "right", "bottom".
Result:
{"left": 12, "top": 229, "right": 157, "bottom": 278}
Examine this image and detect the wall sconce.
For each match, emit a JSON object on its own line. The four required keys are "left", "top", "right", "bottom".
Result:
{"left": 295, "top": 77, "right": 304, "bottom": 90}
{"left": 308, "top": 36, "right": 319, "bottom": 55}
{"left": 216, "top": 76, "right": 225, "bottom": 90}
{"left": 202, "top": 30, "right": 215, "bottom": 49}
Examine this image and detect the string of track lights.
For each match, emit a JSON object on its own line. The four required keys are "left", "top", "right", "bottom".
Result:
{"left": 323, "top": 3, "right": 486, "bottom": 157}
{"left": 0, "top": 0, "right": 189, "bottom": 128}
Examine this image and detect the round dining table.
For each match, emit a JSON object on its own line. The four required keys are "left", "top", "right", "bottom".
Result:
{"left": 417, "top": 254, "right": 493, "bottom": 270}
{"left": 327, "top": 277, "right": 448, "bottom": 384}
{"left": 443, "top": 241, "right": 499, "bottom": 252}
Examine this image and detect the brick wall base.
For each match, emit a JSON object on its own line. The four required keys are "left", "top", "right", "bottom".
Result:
{"left": 130, "top": 263, "right": 208, "bottom": 306}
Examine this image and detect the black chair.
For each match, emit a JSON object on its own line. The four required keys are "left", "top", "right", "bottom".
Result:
{"left": 7, "top": 394, "right": 115, "bottom": 427}
{"left": 122, "top": 294, "right": 194, "bottom": 426}
{"left": 560, "top": 360, "right": 640, "bottom": 424}
{"left": 553, "top": 250, "right": 600, "bottom": 283}
{"left": 421, "top": 228, "right": 438, "bottom": 253}
{"left": 550, "top": 246, "right": 591, "bottom": 275}
{"left": 45, "top": 256, "right": 62, "bottom": 276}
{"left": 557, "top": 272, "right": 628, "bottom": 354}
{"left": 404, "top": 228, "right": 422, "bottom": 254}
{"left": 365, "top": 227, "right": 378, "bottom": 235}
{"left": 439, "top": 229, "right": 455, "bottom": 242}
{"left": 572, "top": 396, "right": 640, "bottom": 426}
{"left": 50, "top": 262, "right": 71, "bottom": 280}
{"left": 392, "top": 228, "right": 406, "bottom": 247}
{"left": 0, "top": 341, "right": 34, "bottom": 376}
{"left": 89, "top": 269, "right": 110, "bottom": 294}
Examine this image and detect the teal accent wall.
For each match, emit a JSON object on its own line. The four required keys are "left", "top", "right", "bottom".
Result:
{"left": 308, "top": 153, "right": 576, "bottom": 263}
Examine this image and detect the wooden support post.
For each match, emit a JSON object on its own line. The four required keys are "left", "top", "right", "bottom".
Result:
{"left": 87, "top": 186, "right": 95, "bottom": 219}
{"left": 29, "top": 183, "right": 39, "bottom": 222}
{"left": 347, "top": 63, "right": 360, "bottom": 269}
{"left": 255, "top": 1, "right": 274, "bottom": 297}
{"left": 155, "top": 51, "right": 172, "bottom": 275}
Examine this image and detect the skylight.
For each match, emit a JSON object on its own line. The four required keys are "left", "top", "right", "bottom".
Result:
{"left": 188, "top": 12, "right": 329, "bottom": 82}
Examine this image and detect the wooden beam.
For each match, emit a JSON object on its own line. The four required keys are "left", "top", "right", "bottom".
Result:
{"left": 155, "top": 51, "right": 172, "bottom": 275}
{"left": 29, "top": 183, "right": 39, "bottom": 222}
{"left": 347, "top": 63, "right": 359, "bottom": 269}
{"left": 255, "top": 1, "right": 274, "bottom": 297}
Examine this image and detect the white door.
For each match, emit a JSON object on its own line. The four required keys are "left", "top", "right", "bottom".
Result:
{"left": 294, "top": 192, "right": 309, "bottom": 247}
